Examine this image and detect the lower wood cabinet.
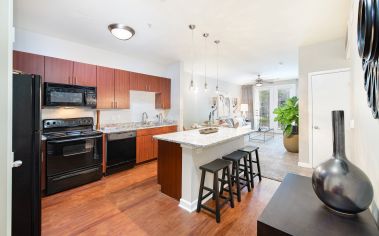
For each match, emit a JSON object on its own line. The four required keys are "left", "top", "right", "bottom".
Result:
{"left": 136, "top": 125, "right": 177, "bottom": 164}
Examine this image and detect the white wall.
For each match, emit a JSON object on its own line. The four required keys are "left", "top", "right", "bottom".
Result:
{"left": 14, "top": 29, "right": 179, "bottom": 125}
{"left": 298, "top": 38, "right": 349, "bottom": 163}
{"left": 349, "top": 0, "right": 379, "bottom": 223}
{"left": 182, "top": 71, "right": 241, "bottom": 129}
{"left": 0, "top": 0, "right": 13, "bottom": 235}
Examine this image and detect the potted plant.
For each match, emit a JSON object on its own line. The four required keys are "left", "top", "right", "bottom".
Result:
{"left": 273, "top": 96, "right": 299, "bottom": 153}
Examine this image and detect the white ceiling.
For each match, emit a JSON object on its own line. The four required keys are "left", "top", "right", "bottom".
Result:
{"left": 14, "top": 0, "right": 350, "bottom": 85}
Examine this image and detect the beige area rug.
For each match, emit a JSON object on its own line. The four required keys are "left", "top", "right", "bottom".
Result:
{"left": 248, "top": 134, "right": 313, "bottom": 182}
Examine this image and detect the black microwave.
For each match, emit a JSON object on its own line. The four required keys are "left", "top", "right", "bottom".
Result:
{"left": 44, "top": 83, "right": 97, "bottom": 108}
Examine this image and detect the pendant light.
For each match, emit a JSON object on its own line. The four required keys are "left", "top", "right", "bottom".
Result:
{"left": 189, "top": 25, "right": 196, "bottom": 91}
{"left": 214, "top": 40, "right": 220, "bottom": 93}
{"left": 203, "top": 33, "right": 209, "bottom": 92}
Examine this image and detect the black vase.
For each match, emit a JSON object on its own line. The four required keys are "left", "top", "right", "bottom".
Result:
{"left": 312, "top": 110, "right": 374, "bottom": 214}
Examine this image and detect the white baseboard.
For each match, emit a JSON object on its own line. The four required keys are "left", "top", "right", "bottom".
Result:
{"left": 298, "top": 162, "right": 312, "bottom": 168}
{"left": 178, "top": 199, "right": 197, "bottom": 213}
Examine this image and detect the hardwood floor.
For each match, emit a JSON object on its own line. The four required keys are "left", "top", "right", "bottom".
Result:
{"left": 42, "top": 161, "right": 280, "bottom": 236}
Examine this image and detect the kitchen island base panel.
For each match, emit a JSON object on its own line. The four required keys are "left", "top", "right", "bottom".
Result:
{"left": 179, "top": 136, "right": 247, "bottom": 212}
{"left": 157, "top": 140, "right": 182, "bottom": 200}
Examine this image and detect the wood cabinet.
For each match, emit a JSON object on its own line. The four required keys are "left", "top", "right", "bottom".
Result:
{"left": 136, "top": 125, "right": 177, "bottom": 164}
{"left": 114, "top": 69, "right": 130, "bottom": 109}
{"left": 13, "top": 51, "right": 171, "bottom": 110}
{"left": 130, "top": 72, "right": 160, "bottom": 92}
{"left": 96, "top": 66, "right": 115, "bottom": 109}
{"left": 130, "top": 72, "right": 145, "bottom": 91}
{"left": 13, "top": 51, "right": 44, "bottom": 78}
{"left": 97, "top": 67, "right": 130, "bottom": 109}
{"left": 73, "top": 62, "right": 97, "bottom": 87}
{"left": 45, "top": 56, "right": 73, "bottom": 84}
{"left": 136, "top": 135, "right": 155, "bottom": 163}
{"left": 155, "top": 78, "right": 171, "bottom": 109}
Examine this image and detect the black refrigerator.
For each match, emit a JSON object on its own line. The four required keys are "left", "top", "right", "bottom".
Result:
{"left": 12, "top": 73, "right": 42, "bottom": 236}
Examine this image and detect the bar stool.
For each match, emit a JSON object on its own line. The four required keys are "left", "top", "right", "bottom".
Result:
{"left": 239, "top": 145, "right": 262, "bottom": 188}
{"left": 197, "top": 159, "right": 234, "bottom": 223}
{"left": 222, "top": 151, "right": 251, "bottom": 202}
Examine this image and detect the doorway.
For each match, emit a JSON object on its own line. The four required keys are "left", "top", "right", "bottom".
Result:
{"left": 253, "top": 84, "right": 297, "bottom": 132}
{"left": 308, "top": 69, "right": 351, "bottom": 167}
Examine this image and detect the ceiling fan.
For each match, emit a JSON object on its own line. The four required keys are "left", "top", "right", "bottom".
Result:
{"left": 253, "top": 74, "right": 274, "bottom": 87}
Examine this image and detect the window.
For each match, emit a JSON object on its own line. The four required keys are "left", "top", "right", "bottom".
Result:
{"left": 254, "top": 84, "right": 297, "bottom": 132}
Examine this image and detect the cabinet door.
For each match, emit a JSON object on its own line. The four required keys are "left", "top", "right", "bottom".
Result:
{"left": 153, "top": 136, "right": 158, "bottom": 158}
{"left": 45, "top": 56, "right": 73, "bottom": 84}
{"left": 136, "top": 135, "right": 154, "bottom": 163}
{"left": 73, "top": 62, "right": 97, "bottom": 87}
{"left": 164, "top": 78, "right": 171, "bottom": 109}
{"left": 13, "top": 51, "right": 45, "bottom": 79}
{"left": 114, "top": 69, "right": 130, "bottom": 109}
{"left": 155, "top": 78, "right": 171, "bottom": 109}
{"left": 147, "top": 75, "right": 159, "bottom": 92}
{"left": 96, "top": 66, "right": 115, "bottom": 109}
{"left": 130, "top": 72, "right": 145, "bottom": 91}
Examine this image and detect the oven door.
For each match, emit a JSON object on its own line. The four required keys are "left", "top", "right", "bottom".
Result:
{"left": 45, "top": 83, "right": 86, "bottom": 107}
{"left": 46, "top": 135, "right": 103, "bottom": 177}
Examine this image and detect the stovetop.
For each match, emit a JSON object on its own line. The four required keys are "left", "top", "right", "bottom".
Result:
{"left": 42, "top": 117, "right": 102, "bottom": 140}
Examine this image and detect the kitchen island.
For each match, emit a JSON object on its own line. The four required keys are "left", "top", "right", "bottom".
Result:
{"left": 154, "top": 126, "right": 254, "bottom": 212}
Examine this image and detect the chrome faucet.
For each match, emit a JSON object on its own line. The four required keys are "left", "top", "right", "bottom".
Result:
{"left": 142, "top": 112, "right": 148, "bottom": 124}
{"left": 157, "top": 113, "right": 163, "bottom": 124}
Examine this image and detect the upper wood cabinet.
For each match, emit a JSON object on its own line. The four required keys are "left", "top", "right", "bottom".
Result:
{"left": 44, "top": 56, "right": 73, "bottom": 84}
{"left": 73, "top": 62, "right": 97, "bottom": 87}
{"left": 130, "top": 72, "right": 160, "bottom": 92}
{"left": 130, "top": 72, "right": 146, "bottom": 91}
{"left": 12, "top": 51, "right": 171, "bottom": 110}
{"left": 13, "top": 51, "right": 45, "bottom": 79}
{"left": 155, "top": 78, "right": 171, "bottom": 109}
{"left": 114, "top": 69, "right": 130, "bottom": 109}
{"left": 96, "top": 66, "right": 115, "bottom": 109}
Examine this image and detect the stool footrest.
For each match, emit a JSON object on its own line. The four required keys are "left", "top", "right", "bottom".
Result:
{"left": 203, "top": 186, "right": 214, "bottom": 193}
{"left": 201, "top": 190, "right": 213, "bottom": 201}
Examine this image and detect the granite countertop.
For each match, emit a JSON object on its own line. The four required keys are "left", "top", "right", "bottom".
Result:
{"left": 99, "top": 121, "right": 177, "bottom": 134}
{"left": 153, "top": 126, "right": 254, "bottom": 148}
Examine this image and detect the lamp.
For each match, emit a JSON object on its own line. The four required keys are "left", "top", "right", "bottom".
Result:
{"left": 189, "top": 24, "right": 196, "bottom": 91}
{"left": 240, "top": 104, "right": 248, "bottom": 120}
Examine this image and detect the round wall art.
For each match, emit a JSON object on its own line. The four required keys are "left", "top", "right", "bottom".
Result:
{"left": 358, "top": 0, "right": 379, "bottom": 118}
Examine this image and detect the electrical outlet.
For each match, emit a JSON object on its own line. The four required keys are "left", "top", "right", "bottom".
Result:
{"left": 350, "top": 119, "right": 355, "bottom": 129}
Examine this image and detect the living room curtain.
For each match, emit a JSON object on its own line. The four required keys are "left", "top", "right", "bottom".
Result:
{"left": 241, "top": 85, "right": 254, "bottom": 125}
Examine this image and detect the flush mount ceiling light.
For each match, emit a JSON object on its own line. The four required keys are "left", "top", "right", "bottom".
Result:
{"left": 108, "top": 23, "right": 135, "bottom": 40}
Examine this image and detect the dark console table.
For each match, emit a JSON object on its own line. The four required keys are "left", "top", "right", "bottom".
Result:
{"left": 258, "top": 173, "right": 378, "bottom": 236}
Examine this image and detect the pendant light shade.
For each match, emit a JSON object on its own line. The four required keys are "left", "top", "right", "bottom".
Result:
{"left": 189, "top": 24, "right": 196, "bottom": 91}
{"left": 215, "top": 40, "right": 220, "bottom": 93}
{"left": 203, "top": 33, "right": 209, "bottom": 92}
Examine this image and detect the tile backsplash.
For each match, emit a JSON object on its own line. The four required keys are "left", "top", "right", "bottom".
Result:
{"left": 42, "top": 90, "right": 169, "bottom": 126}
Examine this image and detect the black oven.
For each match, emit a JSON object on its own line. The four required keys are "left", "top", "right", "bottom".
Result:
{"left": 44, "top": 82, "right": 97, "bottom": 107}
{"left": 46, "top": 134, "right": 103, "bottom": 195}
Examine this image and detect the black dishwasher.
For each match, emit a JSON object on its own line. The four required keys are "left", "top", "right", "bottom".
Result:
{"left": 106, "top": 131, "right": 136, "bottom": 175}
